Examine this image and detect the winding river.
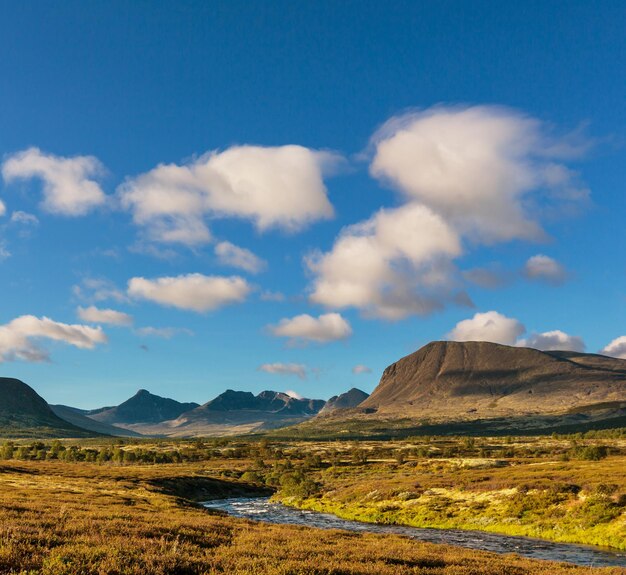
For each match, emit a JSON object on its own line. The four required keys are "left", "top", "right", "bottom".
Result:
{"left": 203, "top": 497, "right": 626, "bottom": 568}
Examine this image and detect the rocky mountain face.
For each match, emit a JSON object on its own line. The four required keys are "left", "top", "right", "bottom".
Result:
{"left": 144, "top": 390, "right": 326, "bottom": 436}
{"left": 87, "top": 389, "right": 200, "bottom": 425}
{"left": 319, "top": 388, "right": 369, "bottom": 414}
{"left": 195, "top": 389, "right": 325, "bottom": 417}
{"left": 358, "top": 341, "right": 626, "bottom": 420}
{"left": 0, "top": 378, "right": 95, "bottom": 438}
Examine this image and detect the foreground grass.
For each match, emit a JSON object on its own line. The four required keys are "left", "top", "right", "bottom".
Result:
{"left": 0, "top": 461, "right": 622, "bottom": 575}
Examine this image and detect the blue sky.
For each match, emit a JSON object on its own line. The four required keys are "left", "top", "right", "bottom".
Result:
{"left": 0, "top": 1, "right": 624, "bottom": 408}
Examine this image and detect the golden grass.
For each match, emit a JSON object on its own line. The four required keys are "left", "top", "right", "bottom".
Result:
{"left": 0, "top": 460, "right": 622, "bottom": 575}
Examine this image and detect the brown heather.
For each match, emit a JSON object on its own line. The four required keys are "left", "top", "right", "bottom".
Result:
{"left": 0, "top": 459, "right": 621, "bottom": 575}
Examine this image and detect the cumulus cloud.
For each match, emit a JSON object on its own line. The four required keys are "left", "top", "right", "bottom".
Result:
{"left": 214, "top": 241, "right": 266, "bottom": 274}
{"left": 72, "top": 278, "right": 128, "bottom": 304}
{"left": 0, "top": 315, "right": 107, "bottom": 363}
{"left": 307, "top": 203, "right": 464, "bottom": 319}
{"left": 447, "top": 311, "right": 589, "bottom": 352}
{"left": 600, "top": 336, "right": 626, "bottom": 359}
{"left": 284, "top": 389, "right": 303, "bottom": 399}
{"left": 447, "top": 311, "right": 526, "bottom": 345}
{"left": 77, "top": 305, "right": 133, "bottom": 326}
{"left": 127, "top": 273, "right": 251, "bottom": 312}
{"left": 135, "top": 326, "right": 194, "bottom": 338}
{"left": 517, "top": 330, "right": 585, "bottom": 352}
{"left": 258, "top": 363, "right": 307, "bottom": 379}
{"left": 352, "top": 364, "right": 372, "bottom": 375}
{"left": 2, "top": 148, "right": 106, "bottom": 215}
{"left": 10, "top": 211, "right": 39, "bottom": 225}
{"left": 267, "top": 312, "right": 352, "bottom": 344}
{"left": 523, "top": 254, "right": 569, "bottom": 285}
{"left": 306, "top": 106, "right": 588, "bottom": 321}
{"left": 118, "top": 145, "right": 340, "bottom": 245}
{"left": 0, "top": 200, "right": 5, "bottom": 217}
{"left": 370, "top": 106, "right": 588, "bottom": 243}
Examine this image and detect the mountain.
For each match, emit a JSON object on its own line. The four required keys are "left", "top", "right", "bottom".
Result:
{"left": 87, "top": 389, "right": 199, "bottom": 425}
{"left": 357, "top": 341, "right": 626, "bottom": 420}
{"left": 50, "top": 405, "right": 143, "bottom": 437}
{"left": 120, "top": 390, "right": 326, "bottom": 437}
{"left": 0, "top": 378, "right": 97, "bottom": 438}
{"left": 320, "top": 388, "right": 369, "bottom": 414}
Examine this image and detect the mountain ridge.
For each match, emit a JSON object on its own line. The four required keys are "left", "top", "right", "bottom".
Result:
{"left": 357, "top": 341, "right": 626, "bottom": 420}
{"left": 0, "top": 377, "right": 99, "bottom": 438}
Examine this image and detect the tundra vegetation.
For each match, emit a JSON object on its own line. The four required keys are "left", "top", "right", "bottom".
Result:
{"left": 0, "top": 431, "right": 624, "bottom": 574}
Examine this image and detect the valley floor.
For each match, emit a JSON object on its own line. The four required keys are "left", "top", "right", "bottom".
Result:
{"left": 0, "top": 434, "right": 624, "bottom": 574}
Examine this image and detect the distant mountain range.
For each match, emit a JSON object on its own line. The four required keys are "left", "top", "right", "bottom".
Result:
{"left": 110, "top": 390, "right": 328, "bottom": 437}
{"left": 2, "top": 341, "right": 625, "bottom": 438}
{"left": 0, "top": 381, "right": 345, "bottom": 438}
{"left": 86, "top": 389, "right": 199, "bottom": 425}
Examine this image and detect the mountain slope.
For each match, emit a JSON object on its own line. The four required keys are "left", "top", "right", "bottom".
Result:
{"left": 51, "top": 405, "right": 143, "bottom": 437}
{"left": 320, "top": 388, "right": 369, "bottom": 414}
{"left": 358, "top": 341, "right": 626, "bottom": 420}
{"left": 122, "top": 390, "right": 326, "bottom": 437}
{"left": 88, "top": 389, "right": 199, "bottom": 425}
{"left": 0, "top": 378, "right": 97, "bottom": 438}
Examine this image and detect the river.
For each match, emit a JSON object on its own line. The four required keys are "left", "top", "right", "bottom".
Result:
{"left": 203, "top": 496, "right": 626, "bottom": 568}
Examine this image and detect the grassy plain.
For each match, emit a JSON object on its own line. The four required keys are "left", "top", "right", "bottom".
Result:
{"left": 0, "top": 434, "right": 624, "bottom": 574}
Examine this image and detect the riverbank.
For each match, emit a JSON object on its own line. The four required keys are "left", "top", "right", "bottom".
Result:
{"left": 273, "top": 456, "right": 626, "bottom": 551}
{"left": 0, "top": 460, "right": 622, "bottom": 574}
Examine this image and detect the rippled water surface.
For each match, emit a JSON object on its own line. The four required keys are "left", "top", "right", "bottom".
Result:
{"left": 203, "top": 497, "right": 626, "bottom": 568}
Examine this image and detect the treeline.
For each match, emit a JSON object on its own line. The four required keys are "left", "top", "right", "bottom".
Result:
{"left": 0, "top": 434, "right": 618, "bottom": 465}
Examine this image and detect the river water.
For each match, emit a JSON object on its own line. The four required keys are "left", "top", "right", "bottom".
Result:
{"left": 203, "top": 497, "right": 626, "bottom": 568}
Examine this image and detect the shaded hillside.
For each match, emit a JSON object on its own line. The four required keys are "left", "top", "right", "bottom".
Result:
{"left": 358, "top": 341, "right": 626, "bottom": 420}
{"left": 0, "top": 378, "right": 96, "bottom": 438}
{"left": 51, "top": 405, "right": 143, "bottom": 437}
{"left": 182, "top": 390, "right": 325, "bottom": 421}
{"left": 320, "top": 388, "right": 369, "bottom": 414}
{"left": 88, "top": 389, "right": 199, "bottom": 425}
{"left": 120, "top": 390, "right": 326, "bottom": 437}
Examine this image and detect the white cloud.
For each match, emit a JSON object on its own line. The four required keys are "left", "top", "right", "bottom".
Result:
{"left": 258, "top": 363, "right": 307, "bottom": 379}
{"left": 268, "top": 312, "right": 352, "bottom": 344}
{"left": 2, "top": 148, "right": 106, "bottom": 216}
{"left": 524, "top": 254, "right": 568, "bottom": 285}
{"left": 128, "top": 273, "right": 251, "bottom": 312}
{"left": 0, "top": 199, "right": 5, "bottom": 217}
{"left": 72, "top": 278, "right": 128, "bottom": 304}
{"left": 370, "top": 106, "right": 587, "bottom": 243}
{"left": 447, "top": 311, "right": 525, "bottom": 345}
{"left": 284, "top": 389, "right": 303, "bottom": 399}
{"left": 10, "top": 211, "right": 39, "bottom": 225}
{"left": 307, "top": 203, "right": 463, "bottom": 319}
{"left": 118, "top": 145, "right": 340, "bottom": 245}
{"left": 600, "top": 336, "right": 626, "bottom": 359}
{"left": 135, "top": 326, "right": 194, "bottom": 338}
{"left": 306, "top": 106, "right": 588, "bottom": 321}
{"left": 215, "top": 241, "right": 266, "bottom": 274}
{"left": 352, "top": 364, "right": 372, "bottom": 375}
{"left": 0, "top": 315, "right": 107, "bottom": 363}
{"left": 77, "top": 305, "right": 133, "bottom": 326}
{"left": 0, "top": 244, "right": 10, "bottom": 261}
{"left": 517, "top": 330, "right": 585, "bottom": 352}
